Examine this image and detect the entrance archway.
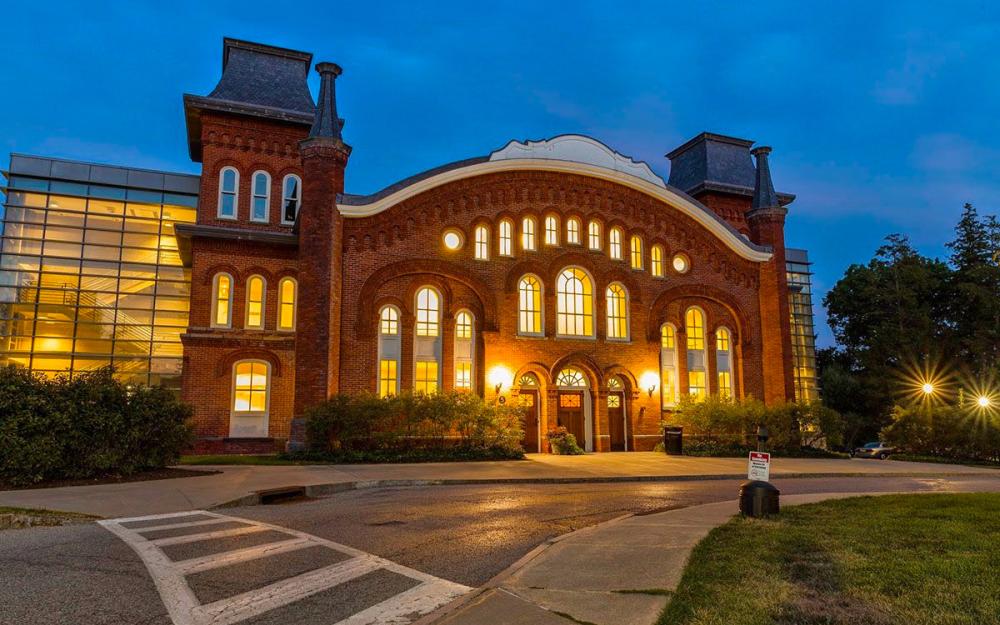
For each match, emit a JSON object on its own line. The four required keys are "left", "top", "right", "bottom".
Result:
{"left": 555, "top": 367, "right": 592, "bottom": 451}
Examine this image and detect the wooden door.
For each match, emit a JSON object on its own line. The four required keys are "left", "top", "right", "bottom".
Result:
{"left": 608, "top": 391, "right": 625, "bottom": 451}
{"left": 557, "top": 391, "right": 586, "bottom": 447}
{"left": 519, "top": 390, "right": 539, "bottom": 453}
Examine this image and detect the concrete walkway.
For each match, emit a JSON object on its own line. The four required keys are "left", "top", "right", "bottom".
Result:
{"left": 0, "top": 453, "right": 995, "bottom": 518}
{"left": 431, "top": 484, "right": 1000, "bottom": 625}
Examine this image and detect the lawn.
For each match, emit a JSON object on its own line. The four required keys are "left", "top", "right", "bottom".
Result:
{"left": 659, "top": 493, "right": 1000, "bottom": 625}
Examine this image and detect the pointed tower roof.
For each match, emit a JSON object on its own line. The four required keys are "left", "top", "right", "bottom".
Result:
{"left": 750, "top": 146, "right": 782, "bottom": 211}
{"left": 308, "top": 63, "right": 346, "bottom": 140}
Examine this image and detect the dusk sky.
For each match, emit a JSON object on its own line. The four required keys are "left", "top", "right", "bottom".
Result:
{"left": 3, "top": 1, "right": 998, "bottom": 347}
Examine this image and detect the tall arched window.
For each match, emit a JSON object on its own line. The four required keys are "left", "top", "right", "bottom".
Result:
{"left": 474, "top": 225, "right": 489, "bottom": 260}
{"left": 250, "top": 171, "right": 270, "bottom": 223}
{"left": 651, "top": 245, "right": 665, "bottom": 277}
{"left": 630, "top": 235, "right": 644, "bottom": 270}
{"left": 660, "top": 324, "right": 679, "bottom": 408}
{"left": 281, "top": 174, "right": 301, "bottom": 224}
{"left": 566, "top": 217, "right": 581, "bottom": 245}
{"left": 686, "top": 308, "right": 708, "bottom": 399}
{"left": 518, "top": 274, "right": 543, "bottom": 336}
{"left": 277, "top": 277, "right": 297, "bottom": 331}
{"left": 217, "top": 167, "right": 238, "bottom": 219}
{"left": 522, "top": 216, "right": 537, "bottom": 251}
{"left": 378, "top": 305, "right": 400, "bottom": 397}
{"left": 716, "top": 327, "right": 734, "bottom": 398}
{"left": 231, "top": 360, "right": 270, "bottom": 437}
{"left": 588, "top": 220, "right": 602, "bottom": 250}
{"left": 556, "top": 267, "right": 594, "bottom": 337}
{"left": 454, "top": 310, "right": 475, "bottom": 390}
{"left": 414, "top": 287, "right": 441, "bottom": 394}
{"left": 245, "top": 275, "right": 266, "bottom": 329}
{"left": 609, "top": 227, "right": 624, "bottom": 260}
{"left": 211, "top": 273, "right": 233, "bottom": 328}
{"left": 499, "top": 219, "right": 513, "bottom": 256}
{"left": 605, "top": 283, "right": 629, "bottom": 340}
{"left": 544, "top": 215, "right": 559, "bottom": 246}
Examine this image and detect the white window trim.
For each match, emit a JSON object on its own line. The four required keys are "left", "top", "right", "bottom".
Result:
{"left": 686, "top": 306, "right": 710, "bottom": 397}
{"left": 210, "top": 272, "right": 234, "bottom": 329}
{"left": 660, "top": 323, "right": 680, "bottom": 408}
{"left": 413, "top": 287, "right": 443, "bottom": 392}
{"left": 605, "top": 282, "right": 630, "bottom": 342}
{"left": 217, "top": 167, "right": 239, "bottom": 220}
{"left": 522, "top": 216, "right": 537, "bottom": 252}
{"left": 544, "top": 214, "right": 560, "bottom": 246}
{"left": 566, "top": 217, "right": 582, "bottom": 245}
{"left": 453, "top": 309, "right": 476, "bottom": 391}
{"left": 377, "top": 305, "right": 402, "bottom": 396}
{"left": 280, "top": 174, "right": 302, "bottom": 225}
{"left": 230, "top": 360, "right": 271, "bottom": 437}
{"left": 277, "top": 277, "right": 297, "bottom": 332}
{"left": 499, "top": 219, "right": 514, "bottom": 257}
{"left": 716, "top": 326, "right": 735, "bottom": 397}
{"left": 588, "top": 220, "right": 602, "bottom": 251}
{"left": 245, "top": 274, "right": 267, "bottom": 330}
{"left": 555, "top": 266, "right": 597, "bottom": 339}
{"left": 474, "top": 225, "right": 490, "bottom": 261}
{"left": 250, "top": 171, "right": 271, "bottom": 223}
{"left": 517, "top": 273, "right": 546, "bottom": 337}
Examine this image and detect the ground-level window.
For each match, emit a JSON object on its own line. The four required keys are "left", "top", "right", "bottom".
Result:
{"left": 660, "top": 324, "right": 679, "bottom": 408}
{"left": 379, "top": 359, "right": 398, "bottom": 397}
{"left": 414, "top": 361, "right": 439, "bottom": 394}
{"left": 413, "top": 287, "right": 442, "bottom": 393}
{"left": 232, "top": 360, "right": 269, "bottom": 415}
{"left": 686, "top": 308, "right": 708, "bottom": 399}
{"left": 454, "top": 310, "right": 475, "bottom": 391}
{"left": 377, "top": 305, "right": 401, "bottom": 397}
{"left": 716, "top": 326, "right": 734, "bottom": 398}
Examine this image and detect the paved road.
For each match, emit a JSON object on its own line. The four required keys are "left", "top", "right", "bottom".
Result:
{"left": 2, "top": 475, "right": 999, "bottom": 625}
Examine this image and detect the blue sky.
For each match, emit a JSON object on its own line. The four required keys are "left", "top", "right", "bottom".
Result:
{"left": 3, "top": 1, "right": 998, "bottom": 346}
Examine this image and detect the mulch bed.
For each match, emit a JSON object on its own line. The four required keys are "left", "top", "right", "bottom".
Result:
{"left": 0, "top": 467, "right": 219, "bottom": 492}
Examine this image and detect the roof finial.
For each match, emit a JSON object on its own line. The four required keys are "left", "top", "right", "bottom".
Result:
{"left": 309, "top": 62, "right": 344, "bottom": 140}
{"left": 751, "top": 146, "right": 780, "bottom": 211}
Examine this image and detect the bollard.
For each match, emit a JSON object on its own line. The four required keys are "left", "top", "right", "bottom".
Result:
{"left": 739, "top": 480, "right": 780, "bottom": 517}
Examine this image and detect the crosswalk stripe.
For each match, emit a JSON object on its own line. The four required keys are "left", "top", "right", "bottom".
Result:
{"left": 135, "top": 518, "right": 236, "bottom": 534}
{"left": 151, "top": 524, "right": 271, "bottom": 547}
{"left": 175, "top": 537, "right": 314, "bottom": 575}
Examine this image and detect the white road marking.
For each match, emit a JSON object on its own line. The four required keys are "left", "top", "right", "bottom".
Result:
{"left": 99, "top": 510, "right": 470, "bottom": 625}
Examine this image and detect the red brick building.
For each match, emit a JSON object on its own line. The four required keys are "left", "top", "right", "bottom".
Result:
{"left": 176, "top": 39, "right": 800, "bottom": 454}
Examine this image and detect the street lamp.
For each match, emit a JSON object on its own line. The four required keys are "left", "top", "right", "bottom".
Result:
{"left": 921, "top": 382, "right": 935, "bottom": 395}
{"left": 977, "top": 395, "right": 992, "bottom": 409}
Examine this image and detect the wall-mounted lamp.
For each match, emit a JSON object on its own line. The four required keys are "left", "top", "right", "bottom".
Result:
{"left": 495, "top": 382, "right": 504, "bottom": 395}
{"left": 487, "top": 365, "right": 514, "bottom": 397}
{"left": 639, "top": 371, "right": 659, "bottom": 398}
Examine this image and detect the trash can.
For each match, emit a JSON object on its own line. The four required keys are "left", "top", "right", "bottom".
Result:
{"left": 739, "top": 480, "right": 780, "bottom": 517}
{"left": 663, "top": 426, "right": 683, "bottom": 455}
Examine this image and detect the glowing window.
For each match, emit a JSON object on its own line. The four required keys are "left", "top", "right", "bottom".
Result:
{"left": 588, "top": 220, "right": 602, "bottom": 250}
{"left": 716, "top": 327, "right": 734, "bottom": 399}
{"left": 718, "top": 371, "right": 733, "bottom": 399}
{"left": 660, "top": 324, "right": 676, "bottom": 349}
{"left": 519, "top": 373, "right": 539, "bottom": 387}
{"left": 651, "top": 245, "right": 664, "bottom": 277}
{"left": 245, "top": 276, "right": 265, "bottom": 329}
{"left": 661, "top": 323, "right": 679, "bottom": 409}
{"left": 609, "top": 227, "right": 623, "bottom": 260}
{"left": 414, "top": 361, "right": 439, "bottom": 394}
{"left": 277, "top": 277, "right": 296, "bottom": 331}
{"left": 566, "top": 218, "right": 581, "bottom": 244}
{"left": 455, "top": 362, "right": 472, "bottom": 390}
{"left": 218, "top": 167, "right": 238, "bottom": 219}
{"left": 456, "top": 311, "right": 473, "bottom": 339}
{"left": 379, "top": 359, "right": 398, "bottom": 397}
{"left": 281, "top": 174, "right": 301, "bottom": 224}
{"left": 556, "top": 267, "right": 594, "bottom": 337}
{"left": 518, "top": 275, "right": 543, "bottom": 335}
{"left": 212, "top": 273, "right": 233, "bottom": 328}
{"left": 443, "top": 230, "right": 463, "bottom": 250}
{"left": 416, "top": 287, "right": 440, "bottom": 337}
{"left": 686, "top": 308, "right": 708, "bottom": 400}
{"left": 556, "top": 368, "right": 586, "bottom": 387}
{"left": 379, "top": 306, "right": 399, "bottom": 335}
{"left": 233, "top": 361, "right": 269, "bottom": 414}
{"left": 607, "top": 394, "right": 621, "bottom": 408}
{"left": 474, "top": 225, "right": 489, "bottom": 260}
{"left": 605, "top": 283, "right": 629, "bottom": 340}
{"left": 499, "top": 219, "right": 514, "bottom": 256}
{"left": 673, "top": 254, "right": 690, "bottom": 273}
{"left": 688, "top": 370, "right": 707, "bottom": 400}
{"left": 686, "top": 308, "right": 705, "bottom": 350}
{"left": 250, "top": 171, "right": 270, "bottom": 222}
{"left": 716, "top": 327, "right": 731, "bottom": 351}
{"left": 544, "top": 215, "right": 559, "bottom": 246}
{"left": 608, "top": 377, "right": 622, "bottom": 390}
{"left": 522, "top": 217, "right": 536, "bottom": 251}
{"left": 630, "top": 235, "right": 643, "bottom": 270}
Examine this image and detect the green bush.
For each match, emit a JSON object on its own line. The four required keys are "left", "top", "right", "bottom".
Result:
{"left": 303, "top": 391, "right": 525, "bottom": 460}
{"left": 882, "top": 404, "right": 1000, "bottom": 462}
{"left": 546, "top": 426, "right": 585, "bottom": 455}
{"left": 0, "top": 366, "right": 193, "bottom": 486}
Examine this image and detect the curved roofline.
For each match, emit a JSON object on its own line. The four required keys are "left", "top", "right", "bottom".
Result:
{"left": 338, "top": 157, "right": 773, "bottom": 262}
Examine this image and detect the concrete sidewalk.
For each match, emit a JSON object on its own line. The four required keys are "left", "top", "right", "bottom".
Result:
{"left": 0, "top": 453, "right": 995, "bottom": 518}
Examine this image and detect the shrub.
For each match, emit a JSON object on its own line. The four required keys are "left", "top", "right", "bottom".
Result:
{"left": 882, "top": 404, "right": 1000, "bottom": 462}
{"left": 546, "top": 426, "right": 585, "bottom": 455}
{"left": 0, "top": 366, "right": 193, "bottom": 486}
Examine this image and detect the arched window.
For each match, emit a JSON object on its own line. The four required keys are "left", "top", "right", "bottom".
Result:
{"left": 556, "top": 267, "right": 594, "bottom": 337}
{"left": 277, "top": 277, "right": 297, "bottom": 331}
{"left": 217, "top": 167, "right": 238, "bottom": 219}
{"left": 630, "top": 235, "right": 643, "bottom": 270}
{"left": 518, "top": 274, "right": 543, "bottom": 336}
{"left": 211, "top": 273, "right": 233, "bottom": 328}
{"left": 609, "top": 227, "right": 624, "bottom": 260}
{"left": 686, "top": 308, "right": 708, "bottom": 399}
{"left": 250, "top": 171, "right": 270, "bottom": 223}
{"left": 474, "top": 225, "right": 489, "bottom": 260}
{"left": 556, "top": 368, "right": 587, "bottom": 387}
{"left": 454, "top": 310, "right": 475, "bottom": 390}
{"left": 499, "top": 219, "right": 514, "bottom": 256}
{"left": 245, "top": 275, "right": 266, "bottom": 329}
{"left": 281, "top": 174, "right": 301, "bottom": 224}
{"left": 378, "top": 305, "right": 400, "bottom": 397}
{"left": 660, "top": 324, "right": 679, "bottom": 408}
{"left": 231, "top": 360, "right": 270, "bottom": 437}
{"left": 566, "top": 217, "right": 581, "bottom": 245}
{"left": 588, "top": 220, "right": 602, "bottom": 250}
{"left": 544, "top": 215, "right": 559, "bottom": 246}
{"left": 522, "top": 216, "right": 537, "bottom": 251}
{"left": 716, "top": 327, "right": 734, "bottom": 399}
{"left": 605, "top": 283, "right": 629, "bottom": 340}
{"left": 414, "top": 287, "right": 441, "bottom": 394}
{"left": 651, "top": 245, "right": 665, "bottom": 277}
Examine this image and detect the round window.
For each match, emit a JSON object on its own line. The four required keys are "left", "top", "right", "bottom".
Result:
{"left": 443, "top": 229, "right": 463, "bottom": 251}
{"left": 672, "top": 254, "right": 690, "bottom": 274}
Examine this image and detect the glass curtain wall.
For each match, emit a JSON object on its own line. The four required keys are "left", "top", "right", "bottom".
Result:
{"left": 786, "top": 249, "right": 819, "bottom": 401}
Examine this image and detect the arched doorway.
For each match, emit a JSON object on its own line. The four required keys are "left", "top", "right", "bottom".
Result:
{"left": 517, "top": 373, "right": 541, "bottom": 453}
{"left": 607, "top": 376, "right": 627, "bottom": 451}
{"left": 555, "top": 367, "right": 592, "bottom": 452}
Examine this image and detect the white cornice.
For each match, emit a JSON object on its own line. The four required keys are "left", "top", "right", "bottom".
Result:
{"left": 338, "top": 158, "right": 772, "bottom": 263}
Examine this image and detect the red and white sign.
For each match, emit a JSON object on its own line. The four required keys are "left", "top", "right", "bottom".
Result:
{"left": 748, "top": 451, "right": 771, "bottom": 481}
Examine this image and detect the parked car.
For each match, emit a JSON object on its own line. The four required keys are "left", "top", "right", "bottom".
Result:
{"left": 851, "top": 442, "right": 895, "bottom": 460}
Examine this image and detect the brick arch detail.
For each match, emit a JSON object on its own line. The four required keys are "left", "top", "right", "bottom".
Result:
{"left": 603, "top": 365, "right": 639, "bottom": 398}
{"left": 243, "top": 266, "right": 276, "bottom": 284}
{"left": 549, "top": 352, "right": 604, "bottom": 390}
{"left": 215, "top": 349, "right": 284, "bottom": 379}
{"left": 513, "top": 362, "right": 553, "bottom": 392}
{"left": 648, "top": 284, "right": 753, "bottom": 345}
{"left": 202, "top": 264, "right": 240, "bottom": 285}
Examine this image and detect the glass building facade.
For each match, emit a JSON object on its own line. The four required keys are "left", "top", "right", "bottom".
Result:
{"left": 0, "top": 155, "right": 198, "bottom": 388}
{"left": 786, "top": 247, "right": 819, "bottom": 401}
